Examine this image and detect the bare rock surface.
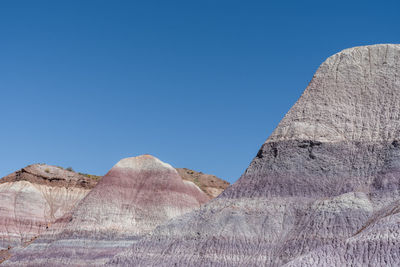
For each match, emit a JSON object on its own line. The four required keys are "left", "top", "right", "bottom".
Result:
{"left": 268, "top": 44, "right": 400, "bottom": 143}
{"left": 283, "top": 199, "right": 400, "bottom": 266}
{"left": 108, "top": 44, "right": 400, "bottom": 266}
{"left": 0, "top": 164, "right": 95, "bottom": 262}
{"left": 5, "top": 155, "right": 209, "bottom": 266}
{"left": 176, "top": 168, "right": 230, "bottom": 198}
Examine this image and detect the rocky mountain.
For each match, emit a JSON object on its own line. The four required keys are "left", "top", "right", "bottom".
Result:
{"left": 0, "top": 164, "right": 96, "bottom": 263}
{"left": 4, "top": 155, "right": 210, "bottom": 266}
{"left": 106, "top": 44, "right": 400, "bottom": 266}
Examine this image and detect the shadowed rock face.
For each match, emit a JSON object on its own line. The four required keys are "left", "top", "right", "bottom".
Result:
{"left": 4, "top": 155, "right": 209, "bottom": 266}
{"left": 107, "top": 44, "right": 400, "bottom": 266}
{"left": 0, "top": 164, "right": 96, "bottom": 262}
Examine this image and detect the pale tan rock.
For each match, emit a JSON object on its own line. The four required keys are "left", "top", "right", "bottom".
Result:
{"left": 0, "top": 164, "right": 94, "bottom": 262}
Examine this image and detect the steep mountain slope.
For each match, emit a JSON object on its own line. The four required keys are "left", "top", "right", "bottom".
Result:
{"left": 5, "top": 155, "right": 209, "bottom": 266}
{"left": 0, "top": 164, "right": 96, "bottom": 263}
{"left": 109, "top": 44, "right": 400, "bottom": 266}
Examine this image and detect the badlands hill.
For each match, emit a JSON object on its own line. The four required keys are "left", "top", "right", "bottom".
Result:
{"left": 176, "top": 168, "right": 229, "bottom": 198}
{"left": 0, "top": 164, "right": 96, "bottom": 263}
{"left": 108, "top": 44, "right": 400, "bottom": 266}
{"left": 1, "top": 158, "right": 228, "bottom": 265}
{"left": 4, "top": 155, "right": 212, "bottom": 266}
{"left": 4, "top": 44, "right": 399, "bottom": 266}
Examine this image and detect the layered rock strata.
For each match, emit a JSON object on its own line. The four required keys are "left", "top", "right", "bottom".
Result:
{"left": 0, "top": 164, "right": 96, "bottom": 262}
{"left": 5, "top": 155, "right": 209, "bottom": 266}
{"left": 108, "top": 44, "right": 400, "bottom": 266}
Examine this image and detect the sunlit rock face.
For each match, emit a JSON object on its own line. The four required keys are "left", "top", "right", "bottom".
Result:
{"left": 0, "top": 164, "right": 95, "bottom": 263}
{"left": 5, "top": 155, "right": 209, "bottom": 266}
{"left": 176, "top": 168, "right": 230, "bottom": 198}
{"left": 108, "top": 44, "right": 400, "bottom": 266}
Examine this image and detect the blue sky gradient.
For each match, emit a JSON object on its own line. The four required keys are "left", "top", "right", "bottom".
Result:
{"left": 1, "top": 0, "right": 400, "bottom": 183}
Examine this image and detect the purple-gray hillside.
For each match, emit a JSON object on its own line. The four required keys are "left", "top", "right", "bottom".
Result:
{"left": 111, "top": 44, "right": 400, "bottom": 266}
{"left": 3, "top": 156, "right": 209, "bottom": 266}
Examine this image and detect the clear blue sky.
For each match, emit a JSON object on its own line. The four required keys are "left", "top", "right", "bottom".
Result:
{"left": 1, "top": 1, "right": 399, "bottom": 183}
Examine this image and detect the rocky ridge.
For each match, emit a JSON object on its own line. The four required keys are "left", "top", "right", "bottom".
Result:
{"left": 176, "top": 168, "right": 229, "bottom": 198}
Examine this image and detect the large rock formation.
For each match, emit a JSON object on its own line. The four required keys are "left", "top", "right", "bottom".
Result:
{"left": 107, "top": 44, "right": 400, "bottom": 266}
{"left": 0, "top": 164, "right": 96, "bottom": 263}
{"left": 4, "top": 155, "right": 209, "bottom": 266}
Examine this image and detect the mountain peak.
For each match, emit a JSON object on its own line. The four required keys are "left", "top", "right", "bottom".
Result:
{"left": 114, "top": 154, "right": 175, "bottom": 172}
{"left": 268, "top": 43, "right": 400, "bottom": 143}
